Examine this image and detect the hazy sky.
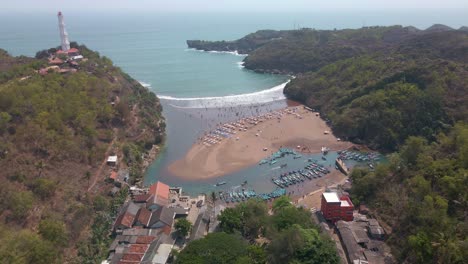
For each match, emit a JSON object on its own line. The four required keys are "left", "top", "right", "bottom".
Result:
{"left": 2, "top": 0, "right": 468, "bottom": 12}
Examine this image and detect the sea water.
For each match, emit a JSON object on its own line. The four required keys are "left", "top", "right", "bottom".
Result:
{"left": 1, "top": 10, "right": 466, "bottom": 194}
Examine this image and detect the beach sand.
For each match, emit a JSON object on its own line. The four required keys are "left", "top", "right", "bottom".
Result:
{"left": 168, "top": 107, "right": 352, "bottom": 180}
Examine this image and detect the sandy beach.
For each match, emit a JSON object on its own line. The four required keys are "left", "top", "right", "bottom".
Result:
{"left": 168, "top": 106, "right": 352, "bottom": 180}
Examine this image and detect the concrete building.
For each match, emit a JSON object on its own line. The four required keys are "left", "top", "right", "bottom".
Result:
{"left": 321, "top": 192, "right": 354, "bottom": 223}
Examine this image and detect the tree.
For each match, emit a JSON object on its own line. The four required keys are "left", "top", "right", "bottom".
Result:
{"left": 176, "top": 233, "right": 251, "bottom": 264}
{"left": 218, "top": 207, "right": 242, "bottom": 233}
{"left": 271, "top": 206, "right": 313, "bottom": 231}
{"left": 38, "top": 219, "right": 68, "bottom": 246}
{"left": 31, "top": 178, "right": 56, "bottom": 200}
{"left": 267, "top": 225, "right": 339, "bottom": 264}
{"left": 34, "top": 160, "right": 46, "bottom": 178}
{"left": 175, "top": 218, "right": 192, "bottom": 238}
{"left": 9, "top": 191, "right": 34, "bottom": 220}
{"left": 272, "top": 195, "right": 292, "bottom": 212}
{"left": 211, "top": 191, "right": 217, "bottom": 204}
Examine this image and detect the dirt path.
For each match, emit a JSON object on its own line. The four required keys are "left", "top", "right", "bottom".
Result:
{"left": 87, "top": 130, "right": 117, "bottom": 192}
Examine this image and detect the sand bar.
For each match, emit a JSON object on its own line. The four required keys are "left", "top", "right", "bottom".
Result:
{"left": 168, "top": 106, "right": 352, "bottom": 180}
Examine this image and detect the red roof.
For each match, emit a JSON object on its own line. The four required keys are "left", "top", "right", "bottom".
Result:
{"left": 110, "top": 171, "right": 118, "bottom": 180}
{"left": 149, "top": 181, "right": 170, "bottom": 200}
{"left": 128, "top": 244, "right": 149, "bottom": 254}
{"left": 56, "top": 50, "right": 67, "bottom": 54}
{"left": 67, "top": 48, "right": 79, "bottom": 53}
{"left": 135, "top": 207, "right": 152, "bottom": 227}
{"left": 133, "top": 193, "right": 152, "bottom": 203}
{"left": 135, "top": 236, "right": 156, "bottom": 244}
{"left": 115, "top": 212, "right": 136, "bottom": 229}
{"left": 162, "top": 224, "right": 172, "bottom": 235}
{"left": 121, "top": 253, "right": 144, "bottom": 262}
{"left": 48, "top": 58, "right": 64, "bottom": 64}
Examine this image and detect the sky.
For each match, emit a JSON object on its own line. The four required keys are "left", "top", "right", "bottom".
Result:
{"left": 2, "top": 0, "right": 468, "bottom": 12}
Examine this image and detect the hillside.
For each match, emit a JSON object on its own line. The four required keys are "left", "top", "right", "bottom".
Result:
{"left": 0, "top": 44, "right": 164, "bottom": 263}
{"left": 188, "top": 25, "right": 468, "bottom": 150}
{"left": 187, "top": 25, "right": 468, "bottom": 263}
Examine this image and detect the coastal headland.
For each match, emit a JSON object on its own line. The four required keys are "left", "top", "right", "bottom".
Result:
{"left": 168, "top": 106, "right": 352, "bottom": 180}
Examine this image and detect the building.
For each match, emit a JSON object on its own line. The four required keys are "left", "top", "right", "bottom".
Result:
{"left": 321, "top": 192, "right": 354, "bottom": 223}
{"left": 114, "top": 202, "right": 140, "bottom": 232}
{"left": 148, "top": 181, "right": 170, "bottom": 210}
{"left": 107, "top": 155, "right": 118, "bottom": 166}
{"left": 336, "top": 219, "right": 392, "bottom": 264}
{"left": 57, "top": 11, "right": 70, "bottom": 52}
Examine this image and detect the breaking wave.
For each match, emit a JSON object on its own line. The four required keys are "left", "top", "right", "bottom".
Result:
{"left": 140, "top": 80, "right": 290, "bottom": 109}
{"left": 185, "top": 48, "right": 247, "bottom": 57}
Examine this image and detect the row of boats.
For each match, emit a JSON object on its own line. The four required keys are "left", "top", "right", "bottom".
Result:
{"left": 200, "top": 107, "right": 302, "bottom": 147}
{"left": 271, "top": 161, "right": 331, "bottom": 188}
{"left": 259, "top": 148, "right": 302, "bottom": 165}
{"left": 220, "top": 188, "right": 287, "bottom": 203}
{"left": 338, "top": 150, "right": 381, "bottom": 162}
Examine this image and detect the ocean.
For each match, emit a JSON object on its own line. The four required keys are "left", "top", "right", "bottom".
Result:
{"left": 1, "top": 10, "right": 466, "bottom": 194}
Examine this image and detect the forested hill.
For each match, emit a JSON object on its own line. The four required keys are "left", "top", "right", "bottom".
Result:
{"left": 188, "top": 25, "right": 468, "bottom": 151}
{"left": 188, "top": 25, "right": 468, "bottom": 264}
{"left": 0, "top": 44, "right": 164, "bottom": 263}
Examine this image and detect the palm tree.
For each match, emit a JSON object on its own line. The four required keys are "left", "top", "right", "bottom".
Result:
{"left": 211, "top": 191, "right": 217, "bottom": 204}
{"left": 84, "top": 171, "right": 91, "bottom": 188}
{"left": 34, "top": 160, "right": 46, "bottom": 177}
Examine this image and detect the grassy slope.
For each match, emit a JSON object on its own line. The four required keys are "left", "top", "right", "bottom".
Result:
{"left": 0, "top": 45, "right": 164, "bottom": 263}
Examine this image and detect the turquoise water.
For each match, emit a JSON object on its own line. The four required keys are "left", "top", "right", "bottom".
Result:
{"left": 1, "top": 10, "right": 466, "bottom": 194}
{"left": 1, "top": 10, "right": 467, "bottom": 98}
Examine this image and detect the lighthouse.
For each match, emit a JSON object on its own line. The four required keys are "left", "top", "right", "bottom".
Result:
{"left": 57, "top": 11, "right": 70, "bottom": 52}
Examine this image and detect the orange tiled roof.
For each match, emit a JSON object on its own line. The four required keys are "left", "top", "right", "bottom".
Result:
{"left": 149, "top": 181, "right": 170, "bottom": 200}
{"left": 128, "top": 244, "right": 149, "bottom": 254}
{"left": 67, "top": 48, "right": 79, "bottom": 53}
{"left": 121, "top": 253, "right": 144, "bottom": 262}
{"left": 135, "top": 207, "right": 152, "bottom": 227}
{"left": 110, "top": 171, "right": 118, "bottom": 180}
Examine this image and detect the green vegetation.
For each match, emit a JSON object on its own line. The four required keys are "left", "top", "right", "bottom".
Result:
{"left": 190, "top": 25, "right": 468, "bottom": 264}
{"left": 0, "top": 45, "right": 164, "bottom": 262}
{"left": 177, "top": 197, "right": 338, "bottom": 264}
{"left": 349, "top": 124, "right": 468, "bottom": 263}
{"left": 175, "top": 218, "right": 192, "bottom": 238}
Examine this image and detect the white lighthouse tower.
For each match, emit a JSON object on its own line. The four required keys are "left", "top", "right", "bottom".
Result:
{"left": 57, "top": 11, "right": 70, "bottom": 52}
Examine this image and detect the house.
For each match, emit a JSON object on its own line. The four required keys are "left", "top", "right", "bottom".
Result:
{"left": 48, "top": 58, "right": 64, "bottom": 65}
{"left": 147, "top": 181, "right": 170, "bottom": 210}
{"left": 134, "top": 207, "right": 152, "bottom": 228}
{"left": 109, "top": 171, "right": 118, "bottom": 181}
{"left": 67, "top": 47, "right": 80, "bottom": 56}
{"left": 133, "top": 193, "right": 153, "bottom": 205}
{"left": 114, "top": 202, "right": 140, "bottom": 231}
{"left": 321, "top": 192, "right": 354, "bottom": 223}
{"left": 336, "top": 220, "right": 388, "bottom": 264}
{"left": 56, "top": 49, "right": 67, "bottom": 57}
{"left": 107, "top": 155, "right": 118, "bottom": 166}
{"left": 148, "top": 207, "right": 175, "bottom": 233}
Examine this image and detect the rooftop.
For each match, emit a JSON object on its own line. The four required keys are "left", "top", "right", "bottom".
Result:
{"left": 323, "top": 192, "right": 340, "bottom": 203}
{"left": 149, "top": 181, "right": 170, "bottom": 200}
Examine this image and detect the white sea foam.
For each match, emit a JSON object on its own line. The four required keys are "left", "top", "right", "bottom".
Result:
{"left": 185, "top": 48, "right": 247, "bottom": 57}
{"left": 158, "top": 80, "right": 290, "bottom": 109}
{"left": 236, "top": 61, "right": 245, "bottom": 69}
{"left": 139, "top": 81, "right": 152, "bottom": 88}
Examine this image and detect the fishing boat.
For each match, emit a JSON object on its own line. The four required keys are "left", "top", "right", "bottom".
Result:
{"left": 321, "top": 156, "right": 327, "bottom": 161}
{"left": 270, "top": 160, "right": 277, "bottom": 165}
{"left": 215, "top": 181, "right": 227, "bottom": 186}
